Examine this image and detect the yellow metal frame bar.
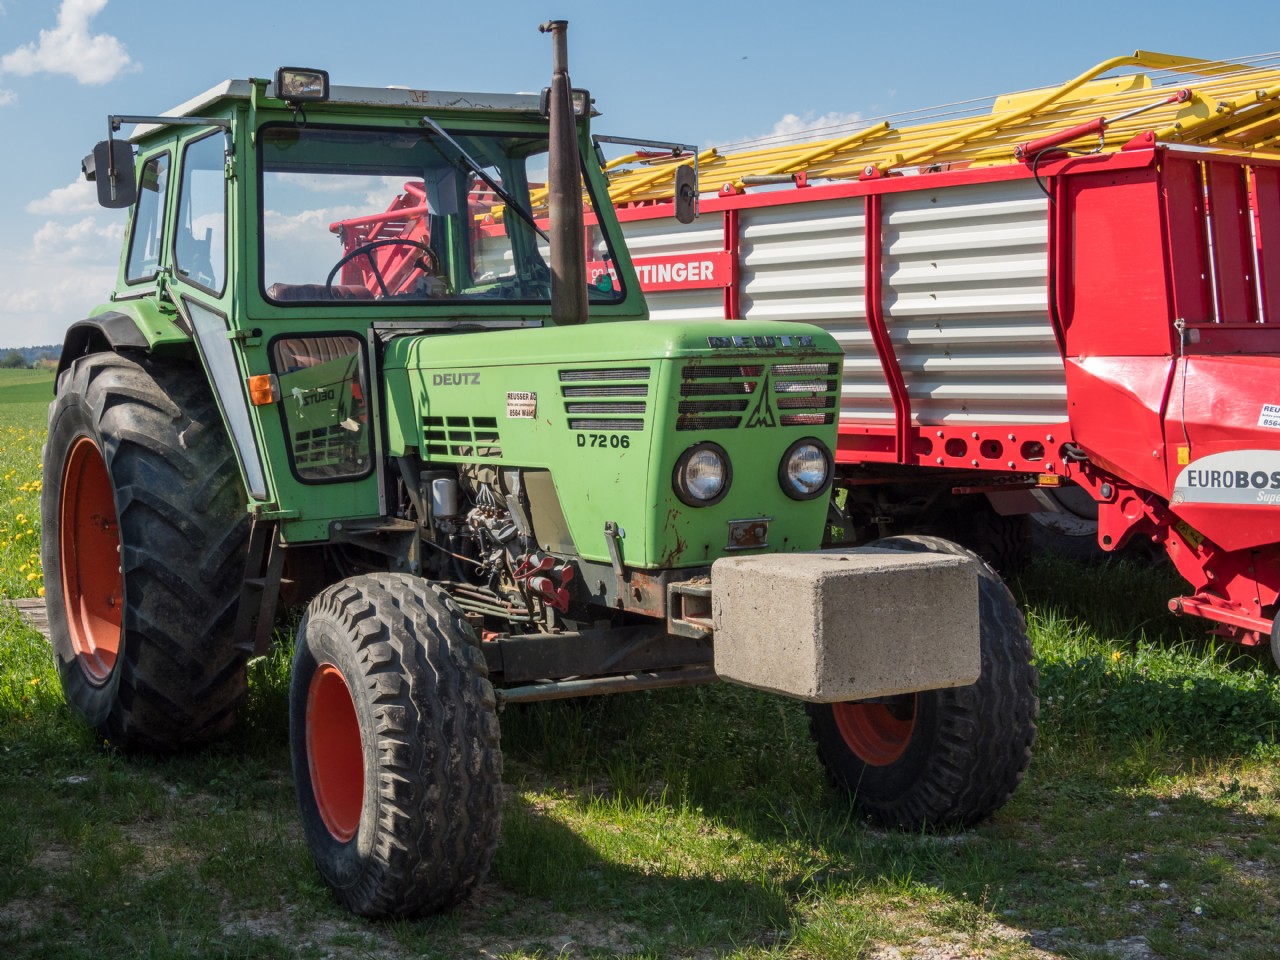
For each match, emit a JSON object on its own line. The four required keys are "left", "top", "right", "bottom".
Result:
{"left": 604, "top": 50, "right": 1280, "bottom": 206}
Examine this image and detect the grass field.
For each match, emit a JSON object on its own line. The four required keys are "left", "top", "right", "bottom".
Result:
{"left": 3, "top": 366, "right": 1280, "bottom": 959}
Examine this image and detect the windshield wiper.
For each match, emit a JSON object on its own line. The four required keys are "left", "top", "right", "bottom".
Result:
{"left": 420, "top": 116, "right": 550, "bottom": 242}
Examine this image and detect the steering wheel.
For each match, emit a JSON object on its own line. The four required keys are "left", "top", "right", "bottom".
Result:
{"left": 325, "top": 239, "right": 440, "bottom": 298}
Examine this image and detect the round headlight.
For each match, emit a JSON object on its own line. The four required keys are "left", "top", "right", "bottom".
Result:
{"left": 673, "top": 442, "right": 731, "bottom": 506}
{"left": 779, "top": 438, "right": 833, "bottom": 500}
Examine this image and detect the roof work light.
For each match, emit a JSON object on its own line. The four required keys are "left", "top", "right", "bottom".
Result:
{"left": 274, "top": 67, "right": 330, "bottom": 103}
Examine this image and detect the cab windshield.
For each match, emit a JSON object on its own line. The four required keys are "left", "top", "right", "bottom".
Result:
{"left": 259, "top": 124, "right": 623, "bottom": 306}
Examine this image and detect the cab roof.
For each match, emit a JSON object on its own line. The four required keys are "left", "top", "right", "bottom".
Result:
{"left": 129, "top": 78, "right": 545, "bottom": 141}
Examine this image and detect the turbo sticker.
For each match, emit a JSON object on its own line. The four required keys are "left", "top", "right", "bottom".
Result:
{"left": 1172, "top": 450, "right": 1280, "bottom": 506}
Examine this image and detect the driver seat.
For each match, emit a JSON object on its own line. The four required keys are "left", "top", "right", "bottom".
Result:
{"left": 266, "top": 283, "right": 374, "bottom": 302}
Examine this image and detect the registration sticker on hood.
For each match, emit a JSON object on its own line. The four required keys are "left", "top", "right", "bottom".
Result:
{"left": 1259, "top": 404, "right": 1280, "bottom": 429}
{"left": 507, "top": 391, "right": 536, "bottom": 419}
{"left": 1172, "top": 450, "right": 1280, "bottom": 506}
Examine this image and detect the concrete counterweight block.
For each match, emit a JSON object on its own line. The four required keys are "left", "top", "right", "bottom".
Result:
{"left": 710, "top": 548, "right": 981, "bottom": 702}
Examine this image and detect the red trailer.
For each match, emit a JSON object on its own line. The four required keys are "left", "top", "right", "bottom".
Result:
{"left": 600, "top": 50, "right": 1280, "bottom": 657}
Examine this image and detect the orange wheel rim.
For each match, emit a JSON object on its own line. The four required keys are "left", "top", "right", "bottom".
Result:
{"left": 306, "top": 664, "right": 365, "bottom": 842}
{"left": 59, "top": 437, "right": 123, "bottom": 685}
{"left": 832, "top": 696, "right": 918, "bottom": 766}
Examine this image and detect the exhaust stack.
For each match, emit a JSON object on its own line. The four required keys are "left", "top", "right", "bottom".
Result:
{"left": 540, "top": 20, "right": 588, "bottom": 325}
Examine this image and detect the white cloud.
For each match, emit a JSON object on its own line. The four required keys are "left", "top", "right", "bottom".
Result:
{"left": 30, "top": 215, "right": 124, "bottom": 257}
{"left": 763, "top": 111, "right": 865, "bottom": 145}
{"left": 264, "top": 206, "right": 365, "bottom": 241}
{"left": 0, "top": 213, "right": 124, "bottom": 344}
{"left": 274, "top": 172, "right": 391, "bottom": 195}
{"left": 2, "top": 265, "right": 117, "bottom": 327}
{"left": 1, "top": 0, "right": 137, "bottom": 85}
{"left": 0, "top": 89, "right": 14, "bottom": 106}
{"left": 713, "top": 110, "right": 866, "bottom": 152}
{"left": 26, "top": 177, "right": 97, "bottom": 215}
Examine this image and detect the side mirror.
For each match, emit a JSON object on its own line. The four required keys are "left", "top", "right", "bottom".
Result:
{"left": 673, "top": 164, "right": 697, "bottom": 224}
{"left": 84, "top": 139, "right": 136, "bottom": 209}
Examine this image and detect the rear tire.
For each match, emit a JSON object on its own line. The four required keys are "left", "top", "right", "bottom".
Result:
{"left": 1029, "top": 485, "right": 1104, "bottom": 561}
{"left": 806, "top": 535, "right": 1038, "bottom": 829}
{"left": 41, "top": 352, "right": 251, "bottom": 750}
{"left": 932, "top": 499, "right": 1032, "bottom": 579}
{"left": 290, "top": 573, "right": 502, "bottom": 918}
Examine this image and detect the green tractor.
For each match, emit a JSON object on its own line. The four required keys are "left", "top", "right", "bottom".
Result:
{"left": 42, "top": 22, "right": 1037, "bottom": 917}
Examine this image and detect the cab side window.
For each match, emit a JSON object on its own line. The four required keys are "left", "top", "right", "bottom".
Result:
{"left": 125, "top": 153, "right": 170, "bottom": 283}
{"left": 175, "top": 134, "right": 227, "bottom": 294}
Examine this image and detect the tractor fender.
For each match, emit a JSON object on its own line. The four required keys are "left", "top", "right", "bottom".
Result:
{"left": 56, "top": 302, "right": 193, "bottom": 383}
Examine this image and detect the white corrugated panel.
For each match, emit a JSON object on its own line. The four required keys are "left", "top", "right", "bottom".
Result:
{"left": 637, "top": 289, "right": 723, "bottom": 322}
{"left": 737, "top": 198, "right": 891, "bottom": 422}
{"left": 621, "top": 179, "right": 1062, "bottom": 427}
{"left": 621, "top": 215, "right": 725, "bottom": 322}
{"left": 622, "top": 215, "right": 723, "bottom": 257}
{"left": 882, "top": 180, "right": 1063, "bottom": 424}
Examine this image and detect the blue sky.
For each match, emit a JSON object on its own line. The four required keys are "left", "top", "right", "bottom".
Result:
{"left": 1, "top": 0, "right": 1277, "bottom": 347}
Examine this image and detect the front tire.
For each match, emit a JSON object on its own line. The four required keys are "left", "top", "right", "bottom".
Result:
{"left": 290, "top": 573, "right": 502, "bottom": 918}
{"left": 806, "top": 535, "right": 1038, "bottom": 829}
{"left": 41, "top": 352, "right": 251, "bottom": 750}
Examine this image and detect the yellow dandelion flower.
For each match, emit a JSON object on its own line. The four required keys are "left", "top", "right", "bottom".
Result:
{"left": 26, "top": 572, "right": 37, "bottom": 581}
{"left": 38, "top": 586, "right": 45, "bottom": 598}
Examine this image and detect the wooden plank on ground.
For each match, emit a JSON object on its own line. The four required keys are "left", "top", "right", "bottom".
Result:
{"left": 5, "top": 598, "right": 50, "bottom": 639}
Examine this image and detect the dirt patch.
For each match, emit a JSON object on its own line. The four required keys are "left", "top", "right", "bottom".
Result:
{"left": 0, "top": 897, "right": 49, "bottom": 934}
{"left": 31, "top": 843, "right": 73, "bottom": 873}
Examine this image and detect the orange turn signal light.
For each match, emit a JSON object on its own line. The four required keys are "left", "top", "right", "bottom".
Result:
{"left": 248, "top": 374, "right": 276, "bottom": 406}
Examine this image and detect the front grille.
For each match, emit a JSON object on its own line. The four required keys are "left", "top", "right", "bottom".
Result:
{"left": 770, "top": 362, "right": 839, "bottom": 428}
{"left": 676, "top": 363, "right": 759, "bottom": 430}
{"left": 682, "top": 364, "right": 764, "bottom": 380}
{"left": 569, "top": 418, "right": 645, "bottom": 431}
{"left": 565, "top": 402, "right": 646, "bottom": 415}
{"left": 559, "top": 367, "right": 650, "bottom": 382}
{"left": 559, "top": 366, "right": 650, "bottom": 432}
{"left": 422, "top": 415, "right": 502, "bottom": 458}
{"left": 772, "top": 362, "right": 838, "bottom": 377}
{"left": 675, "top": 358, "right": 840, "bottom": 431}
{"left": 676, "top": 415, "right": 742, "bottom": 431}
{"left": 681, "top": 380, "right": 757, "bottom": 396}
{"left": 562, "top": 384, "right": 648, "bottom": 398}
{"left": 678, "top": 399, "right": 749, "bottom": 413}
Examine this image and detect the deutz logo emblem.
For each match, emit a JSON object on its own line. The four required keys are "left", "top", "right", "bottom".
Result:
{"left": 745, "top": 374, "right": 776, "bottom": 428}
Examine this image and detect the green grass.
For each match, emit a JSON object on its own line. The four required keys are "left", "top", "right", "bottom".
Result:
{"left": 4, "top": 366, "right": 1280, "bottom": 957}
{"left": 0, "top": 370, "right": 49, "bottom": 602}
